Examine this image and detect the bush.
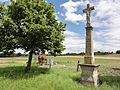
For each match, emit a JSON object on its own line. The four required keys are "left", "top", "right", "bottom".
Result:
{"left": 116, "top": 50, "right": 120, "bottom": 54}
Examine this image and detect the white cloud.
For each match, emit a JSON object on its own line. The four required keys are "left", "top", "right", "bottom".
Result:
{"left": 63, "top": 30, "right": 85, "bottom": 53}
{"left": 93, "top": 0, "right": 120, "bottom": 52}
{"left": 61, "top": 0, "right": 81, "bottom": 13}
{"left": 61, "top": 0, "right": 120, "bottom": 53}
{"left": 60, "top": 0, "right": 85, "bottom": 23}
{"left": 65, "top": 13, "right": 83, "bottom": 23}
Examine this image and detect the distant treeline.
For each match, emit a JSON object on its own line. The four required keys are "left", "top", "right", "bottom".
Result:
{"left": 0, "top": 50, "right": 120, "bottom": 57}
{"left": 60, "top": 50, "right": 120, "bottom": 56}
{"left": 94, "top": 51, "right": 113, "bottom": 55}
{"left": 0, "top": 50, "right": 28, "bottom": 57}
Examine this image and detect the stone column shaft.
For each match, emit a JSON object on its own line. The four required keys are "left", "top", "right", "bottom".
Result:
{"left": 84, "top": 26, "right": 94, "bottom": 64}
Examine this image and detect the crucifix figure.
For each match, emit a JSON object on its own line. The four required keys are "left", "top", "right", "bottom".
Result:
{"left": 83, "top": 4, "right": 95, "bottom": 64}
{"left": 83, "top": 4, "right": 94, "bottom": 27}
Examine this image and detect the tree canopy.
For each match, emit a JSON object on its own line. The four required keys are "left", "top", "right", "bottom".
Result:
{"left": 0, "top": 0, "right": 66, "bottom": 72}
{"left": 0, "top": 3, "right": 17, "bottom": 52}
{"left": 8, "top": 0, "right": 65, "bottom": 53}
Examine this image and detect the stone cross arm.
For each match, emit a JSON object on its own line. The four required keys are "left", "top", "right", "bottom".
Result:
{"left": 83, "top": 6, "right": 94, "bottom": 13}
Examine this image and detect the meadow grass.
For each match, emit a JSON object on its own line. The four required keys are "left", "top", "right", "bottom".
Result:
{"left": 0, "top": 55, "right": 120, "bottom": 90}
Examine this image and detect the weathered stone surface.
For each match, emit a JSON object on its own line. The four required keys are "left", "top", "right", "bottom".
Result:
{"left": 83, "top": 4, "right": 94, "bottom": 27}
{"left": 79, "top": 4, "right": 100, "bottom": 87}
{"left": 83, "top": 4, "right": 95, "bottom": 64}
{"left": 47, "top": 58, "right": 54, "bottom": 65}
{"left": 80, "top": 64, "right": 100, "bottom": 87}
{"left": 84, "top": 26, "right": 94, "bottom": 64}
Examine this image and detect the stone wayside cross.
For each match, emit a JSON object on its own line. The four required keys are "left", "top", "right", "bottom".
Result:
{"left": 79, "top": 4, "right": 100, "bottom": 87}
{"left": 83, "top": 4, "right": 95, "bottom": 64}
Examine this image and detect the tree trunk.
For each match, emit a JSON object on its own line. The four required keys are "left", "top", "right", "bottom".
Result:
{"left": 25, "top": 49, "right": 33, "bottom": 73}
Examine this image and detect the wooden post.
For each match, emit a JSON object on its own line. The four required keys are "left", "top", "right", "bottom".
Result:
{"left": 77, "top": 60, "right": 80, "bottom": 72}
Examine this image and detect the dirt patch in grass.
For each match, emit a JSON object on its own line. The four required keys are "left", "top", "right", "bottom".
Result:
{"left": 0, "top": 57, "right": 27, "bottom": 61}
{"left": 0, "top": 60, "right": 26, "bottom": 64}
{"left": 0, "top": 61, "right": 16, "bottom": 64}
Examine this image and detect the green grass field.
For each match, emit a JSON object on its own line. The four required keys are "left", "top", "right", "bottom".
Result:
{"left": 0, "top": 55, "right": 120, "bottom": 90}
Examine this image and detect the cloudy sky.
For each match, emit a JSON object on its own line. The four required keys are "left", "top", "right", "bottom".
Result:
{"left": 1, "top": 0, "right": 120, "bottom": 53}
{"left": 47, "top": 0, "right": 120, "bottom": 53}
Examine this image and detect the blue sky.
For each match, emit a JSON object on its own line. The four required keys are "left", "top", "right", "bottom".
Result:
{"left": 47, "top": 0, "right": 120, "bottom": 53}
{"left": 1, "top": 0, "right": 120, "bottom": 53}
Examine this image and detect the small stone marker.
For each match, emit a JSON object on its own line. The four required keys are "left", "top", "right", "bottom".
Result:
{"left": 47, "top": 58, "right": 54, "bottom": 65}
{"left": 47, "top": 58, "right": 54, "bottom": 69}
{"left": 79, "top": 4, "right": 100, "bottom": 87}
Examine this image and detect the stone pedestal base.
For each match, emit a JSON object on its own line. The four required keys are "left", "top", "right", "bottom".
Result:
{"left": 79, "top": 64, "right": 100, "bottom": 87}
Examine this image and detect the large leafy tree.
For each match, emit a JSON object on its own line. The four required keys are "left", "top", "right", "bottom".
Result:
{"left": 8, "top": 0, "right": 65, "bottom": 72}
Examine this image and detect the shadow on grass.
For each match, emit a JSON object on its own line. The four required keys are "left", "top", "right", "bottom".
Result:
{"left": 0, "top": 66, "right": 50, "bottom": 80}
{"left": 100, "top": 76, "right": 120, "bottom": 87}
{"left": 72, "top": 76, "right": 80, "bottom": 83}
